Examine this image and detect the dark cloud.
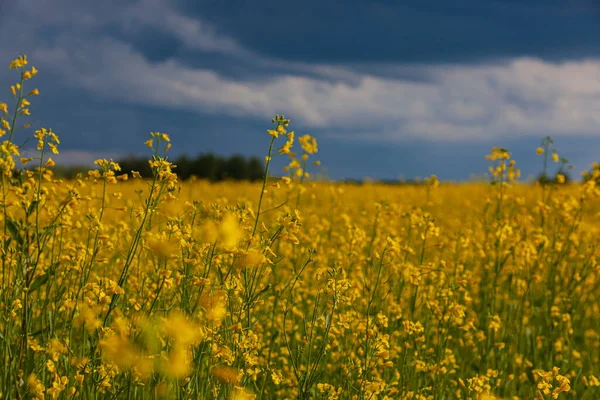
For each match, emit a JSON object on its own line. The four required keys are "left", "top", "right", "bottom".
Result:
{"left": 174, "top": 0, "right": 600, "bottom": 63}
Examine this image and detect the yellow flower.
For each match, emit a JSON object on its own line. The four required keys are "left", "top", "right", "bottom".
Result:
{"left": 47, "top": 338, "right": 67, "bottom": 361}
{"left": 199, "top": 291, "right": 227, "bottom": 324}
{"left": 27, "top": 374, "right": 45, "bottom": 399}
{"left": 45, "top": 157, "right": 55, "bottom": 167}
{"left": 271, "top": 371, "right": 283, "bottom": 385}
{"left": 489, "top": 315, "right": 502, "bottom": 332}
{"left": 552, "top": 375, "right": 570, "bottom": 397}
{"left": 163, "top": 346, "right": 191, "bottom": 378}
{"left": 552, "top": 153, "right": 559, "bottom": 162}
{"left": 299, "top": 134, "right": 318, "bottom": 154}
{"left": 219, "top": 213, "right": 242, "bottom": 249}
{"left": 29, "top": 339, "right": 44, "bottom": 352}
{"left": 232, "top": 388, "right": 257, "bottom": 400}
{"left": 147, "top": 237, "right": 179, "bottom": 260}
{"left": 279, "top": 131, "right": 295, "bottom": 154}
{"left": 210, "top": 365, "right": 240, "bottom": 384}
{"left": 9, "top": 55, "right": 28, "bottom": 69}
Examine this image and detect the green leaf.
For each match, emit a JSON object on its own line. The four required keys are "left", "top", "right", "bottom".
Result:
{"left": 26, "top": 200, "right": 39, "bottom": 218}
{"left": 29, "top": 273, "right": 49, "bottom": 292}
{"left": 5, "top": 218, "right": 23, "bottom": 247}
{"left": 28, "top": 262, "right": 59, "bottom": 292}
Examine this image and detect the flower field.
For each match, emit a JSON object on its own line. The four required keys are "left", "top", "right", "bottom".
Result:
{"left": 2, "top": 56, "right": 600, "bottom": 399}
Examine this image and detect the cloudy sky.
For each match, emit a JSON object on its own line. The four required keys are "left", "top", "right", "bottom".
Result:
{"left": 0, "top": 0, "right": 599, "bottom": 180}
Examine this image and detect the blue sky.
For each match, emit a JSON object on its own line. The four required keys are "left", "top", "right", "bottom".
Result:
{"left": 0, "top": 0, "right": 599, "bottom": 180}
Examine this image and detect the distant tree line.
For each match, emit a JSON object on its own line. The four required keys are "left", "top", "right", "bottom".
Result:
{"left": 117, "top": 153, "right": 265, "bottom": 181}
{"left": 38, "top": 153, "right": 266, "bottom": 181}
{"left": 536, "top": 171, "right": 573, "bottom": 185}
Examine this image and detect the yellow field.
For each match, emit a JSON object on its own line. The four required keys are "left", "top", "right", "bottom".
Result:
{"left": 2, "top": 56, "right": 600, "bottom": 400}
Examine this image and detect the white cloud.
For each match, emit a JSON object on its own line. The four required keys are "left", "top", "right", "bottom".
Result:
{"left": 3, "top": 0, "right": 600, "bottom": 142}
{"left": 120, "top": 0, "right": 246, "bottom": 56}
